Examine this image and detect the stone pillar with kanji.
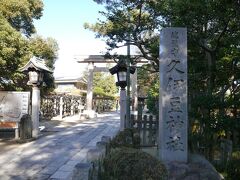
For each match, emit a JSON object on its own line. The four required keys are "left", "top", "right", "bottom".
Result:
{"left": 159, "top": 27, "right": 188, "bottom": 162}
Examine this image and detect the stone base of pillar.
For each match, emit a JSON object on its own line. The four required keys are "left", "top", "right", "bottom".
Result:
{"left": 83, "top": 110, "right": 97, "bottom": 119}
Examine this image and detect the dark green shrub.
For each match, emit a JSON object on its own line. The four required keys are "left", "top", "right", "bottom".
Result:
{"left": 100, "top": 147, "right": 167, "bottom": 180}
{"left": 232, "top": 151, "right": 240, "bottom": 159}
{"left": 109, "top": 128, "right": 140, "bottom": 149}
{"left": 225, "top": 151, "right": 240, "bottom": 180}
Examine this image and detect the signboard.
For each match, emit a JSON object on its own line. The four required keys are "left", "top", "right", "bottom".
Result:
{"left": 159, "top": 28, "right": 188, "bottom": 162}
{"left": 0, "top": 122, "right": 17, "bottom": 128}
{"left": 0, "top": 91, "right": 30, "bottom": 122}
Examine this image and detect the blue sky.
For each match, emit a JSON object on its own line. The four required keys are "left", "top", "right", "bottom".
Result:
{"left": 34, "top": 0, "right": 107, "bottom": 78}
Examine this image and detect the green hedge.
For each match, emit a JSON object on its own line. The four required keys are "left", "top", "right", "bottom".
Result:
{"left": 109, "top": 128, "right": 140, "bottom": 149}
{"left": 94, "top": 129, "right": 168, "bottom": 180}
{"left": 100, "top": 147, "right": 167, "bottom": 180}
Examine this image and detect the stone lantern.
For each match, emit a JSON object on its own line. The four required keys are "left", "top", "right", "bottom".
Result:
{"left": 20, "top": 56, "right": 52, "bottom": 138}
{"left": 109, "top": 60, "right": 135, "bottom": 130}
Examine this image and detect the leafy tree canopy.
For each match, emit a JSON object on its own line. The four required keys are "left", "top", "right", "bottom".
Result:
{"left": 0, "top": 0, "right": 43, "bottom": 36}
{"left": 29, "top": 36, "right": 59, "bottom": 94}
{"left": 0, "top": 0, "right": 58, "bottom": 93}
{"left": 83, "top": 70, "right": 118, "bottom": 98}
{"left": 0, "top": 15, "right": 28, "bottom": 90}
{"left": 29, "top": 35, "right": 58, "bottom": 69}
{"left": 93, "top": 72, "right": 118, "bottom": 98}
{"left": 85, "top": 0, "right": 162, "bottom": 71}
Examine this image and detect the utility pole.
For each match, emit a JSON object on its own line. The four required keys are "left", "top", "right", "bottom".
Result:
{"left": 126, "top": 4, "right": 131, "bottom": 128}
{"left": 126, "top": 40, "right": 131, "bottom": 128}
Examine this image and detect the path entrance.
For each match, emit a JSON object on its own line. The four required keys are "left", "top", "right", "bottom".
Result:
{"left": 0, "top": 111, "right": 120, "bottom": 179}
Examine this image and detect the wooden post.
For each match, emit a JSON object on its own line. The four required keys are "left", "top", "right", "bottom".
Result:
{"left": 143, "top": 115, "right": 147, "bottom": 145}
{"left": 71, "top": 99, "right": 74, "bottom": 115}
{"left": 149, "top": 115, "right": 153, "bottom": 145}
{"left": 60, "top": 97, "right": 63, "bottom": 119}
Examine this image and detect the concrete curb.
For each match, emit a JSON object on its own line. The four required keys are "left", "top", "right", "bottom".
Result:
{"left": 71, "top": 135, "right": 112, "bottom": 180}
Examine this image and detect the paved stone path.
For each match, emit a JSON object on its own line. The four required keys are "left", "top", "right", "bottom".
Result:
{"left": 0, "top": 112, "right": 120, "bottom": 180}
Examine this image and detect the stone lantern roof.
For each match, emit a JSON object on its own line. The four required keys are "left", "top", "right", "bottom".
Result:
{"left": 19, "top": 56, "right": 53, "bottom": 73}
